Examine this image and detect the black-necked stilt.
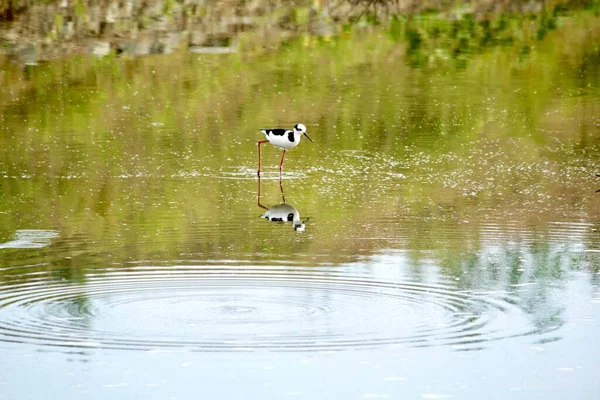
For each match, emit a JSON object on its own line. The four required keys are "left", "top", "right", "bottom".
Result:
{"left": 261, "top": 204, "right": 307, "bottom": 232}
{"left": 257, "top": 123, "right": 313, "bottom": 175}
{"left": 257, "top": 176, "right": 309, "bottom": 232}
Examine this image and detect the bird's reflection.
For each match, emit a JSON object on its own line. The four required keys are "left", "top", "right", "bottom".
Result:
{"left": 257, "top": 177, "right": 308, "bottom": 232}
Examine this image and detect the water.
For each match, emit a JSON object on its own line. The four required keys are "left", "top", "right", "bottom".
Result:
{"left": 1, "top": 8, "right": 600, "bottom": 400}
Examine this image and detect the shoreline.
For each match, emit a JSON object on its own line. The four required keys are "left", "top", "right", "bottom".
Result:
{"left": 1, "top": 0, "right": 598, "bottom": 62}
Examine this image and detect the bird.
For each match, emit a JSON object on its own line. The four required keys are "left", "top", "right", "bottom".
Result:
{"left": 257, "top": 174, "right": 309, "bottom": 232}
{"left": 257, "top": 123, "right": 313, "bottom": 175}
{"left": 261, "top": 203, "right": 308, "bottom": 232}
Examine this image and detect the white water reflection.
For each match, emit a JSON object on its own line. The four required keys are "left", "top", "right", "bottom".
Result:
{"left": 0, "top": 230, "right": 60, "bottom": 249}
{"left": 0, "top": 240, "right": 594, "bottom": 353}
{"left": 0, "top": 246, "right": 598, "bottom": 399}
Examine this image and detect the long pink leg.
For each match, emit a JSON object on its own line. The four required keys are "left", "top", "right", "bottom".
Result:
{"left": 257, "top": 140, "right": 268, "bottom": 176}
{"left": 279, "top": 150, "right": 287, "bottom": 175}
{"left": 279, "top": 177, "right": 286, "bottom": 203}
{"left": 257, "top": 175, "right": 268, "bottom": 210}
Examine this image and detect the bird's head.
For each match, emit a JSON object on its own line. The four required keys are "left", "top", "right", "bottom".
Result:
{"left": 293, "top": 217, "right": 310, "bottom": 232}
{"left": 294, "top": 123, "right": 313, "bottom": 142}
{"left": 293, "top": 222, "right": 306, "bottom": 232}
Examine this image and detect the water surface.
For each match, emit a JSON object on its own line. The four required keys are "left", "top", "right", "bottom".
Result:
{"left": 1, "top": 9, "right": 600, "bottom": 400}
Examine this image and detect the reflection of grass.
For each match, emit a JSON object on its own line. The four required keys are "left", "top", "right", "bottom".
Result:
{"left": 0, "top": 8, "right": 599, "bottom": 268}
{"left": 380, "top": 6, "right": 580, "bottom": 67}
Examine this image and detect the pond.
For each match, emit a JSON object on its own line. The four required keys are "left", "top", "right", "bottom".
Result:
{"left": 1, "top": 7, "right": 600, "bottom": 400}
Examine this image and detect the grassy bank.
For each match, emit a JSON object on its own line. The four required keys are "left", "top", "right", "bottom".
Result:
{"left": 1, "top": 0, "right": 598, "bottom": 61}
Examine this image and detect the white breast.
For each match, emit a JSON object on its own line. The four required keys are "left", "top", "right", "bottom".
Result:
{"left": 262, "top": 204, "right": 300, "bottom": 223}
{"left": 263, "top": 130, "right": 300, "bottom": 149}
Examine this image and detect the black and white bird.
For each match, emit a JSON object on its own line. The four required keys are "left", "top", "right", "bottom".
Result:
{"left": 257, "top": 123, "right": 313, "bottom": 175}
{"left": 261, "top": 203, "right": 307, "bottom": 232}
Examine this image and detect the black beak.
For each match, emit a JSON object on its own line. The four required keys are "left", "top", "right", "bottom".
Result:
{"left": 303, "top": 132, "right": 313, "bottom": 143}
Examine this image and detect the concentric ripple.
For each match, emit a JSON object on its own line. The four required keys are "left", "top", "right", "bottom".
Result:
{"left": 0, "top": 266, "right": 555, "bottom": 352}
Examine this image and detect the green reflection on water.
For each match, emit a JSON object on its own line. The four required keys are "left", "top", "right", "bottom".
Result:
{"left": 0, "top": 9, "right": 599, "bottom": 273}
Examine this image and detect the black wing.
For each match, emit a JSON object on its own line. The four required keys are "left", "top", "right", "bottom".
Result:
{"left": 263, "top": 129, "right": 288, "bottom": 136}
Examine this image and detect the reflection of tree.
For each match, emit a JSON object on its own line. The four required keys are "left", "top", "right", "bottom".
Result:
{"left": 66, "top": 295, "right": 93, "bottom": 330}
{"left": 437, "top": 240, "right": 592, "bottom": 333}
